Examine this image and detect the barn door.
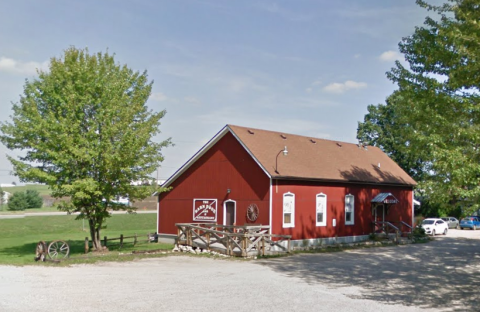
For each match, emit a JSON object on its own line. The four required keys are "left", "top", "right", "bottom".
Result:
{"left": 224, "top": 201, "right": 236, "bottom": 226}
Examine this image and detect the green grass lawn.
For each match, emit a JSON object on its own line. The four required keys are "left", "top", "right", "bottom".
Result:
{"left": 0, "top": 205, "right": 60, "bottom": 214}
{"left": 2, "top": 184, "right": 51, "bottom": 196}
{"left": 0, "top": 213, "right": 173, "bottom": 266}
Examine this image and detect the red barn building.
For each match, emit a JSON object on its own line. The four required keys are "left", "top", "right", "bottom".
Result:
{"left": 157, "top": 125, "right": 416, "bottom": 247}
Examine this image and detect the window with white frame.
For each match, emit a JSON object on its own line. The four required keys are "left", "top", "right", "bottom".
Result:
{"left": 345, "top": 194, "right": 354, "bottom": 225}
{"left": 316, "top": 193, "right": 327, "bottom": 226}
{"left": 283, "top": 192, "right": 295, "bottom": 228}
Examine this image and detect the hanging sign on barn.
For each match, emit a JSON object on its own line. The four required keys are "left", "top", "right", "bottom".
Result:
{"left": 193, "top": 199, "right": 217, "bottom": 222}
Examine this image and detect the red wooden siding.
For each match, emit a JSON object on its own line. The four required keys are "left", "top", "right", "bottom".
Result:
{"left": 158, "top": 132, "right": 271, "bottom": 235}
{"left": 271, "top": 180, "right": 413, "bottom": 240}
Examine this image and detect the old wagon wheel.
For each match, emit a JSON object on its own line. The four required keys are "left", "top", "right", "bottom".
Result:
{"left": 48, "top": 240, "right": 70, "bottom": 259}
{"left": 34, "top": 241, "right": 47, "bottom": 262}
{"left": 247, "top": 204, "right": 259, "bottom": 222}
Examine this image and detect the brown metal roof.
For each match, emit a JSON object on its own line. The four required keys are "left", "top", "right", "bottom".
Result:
{"left": 228, "top": 124, "right": 416, "bottom": 186}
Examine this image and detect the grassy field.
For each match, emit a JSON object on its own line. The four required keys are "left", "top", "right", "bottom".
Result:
{"left": 2, "top": 184, "right": 52, "bottom": 196}
{"left": 0, "top": 184, "right": 54, "bottom": 213}
{"left": 0, "top": 205, "right": 60, "bottom": 213}
{"left": 0, "top": 213, "right": 173, "bottom": 266}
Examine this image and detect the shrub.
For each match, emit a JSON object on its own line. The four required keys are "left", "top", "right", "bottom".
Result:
{"left": 410, "top": 226, "right": 427, "bottom": 242}
{"left": 25, "top": 189, "right": 43, "bottom": 208}
{"left": 7, "top": 192, "right": 29, "bottom": 211}
{"left": 7, "top": 190, "right": 43, "bottom": 211}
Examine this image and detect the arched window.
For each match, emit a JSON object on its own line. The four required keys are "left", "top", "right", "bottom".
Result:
{"left": 283, "top": 192, "right": 295, "bottom": 228}
{"left": 316, "top": 193, "right": 327, "bottom": 226}
{"left": 345, "top": 194, "right": 354, "bottom": 225}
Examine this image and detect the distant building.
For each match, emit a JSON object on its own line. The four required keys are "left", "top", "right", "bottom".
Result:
{"left": 130, "top": 179, "right": 165, "bottom": 186}
{"left": 1, "top": 191, "right": 11, "bottom": 204}
{"left": 0, "top": 184, "right": 16, "bottom": 188}
{"left": 157, "top": 125, "right": 416, "bottom": 247}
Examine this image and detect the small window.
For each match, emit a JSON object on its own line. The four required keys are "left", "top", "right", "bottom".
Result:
{"left": 283, "top": 192, "right": 295, "bottom": 228}
{"left": 345, "top": 194, "right": 354, "bottom": 225}
{"left": 316, "top": 193, "right": 327, "bottom": 226}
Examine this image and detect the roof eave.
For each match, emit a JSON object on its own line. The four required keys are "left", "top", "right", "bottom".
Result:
{"left": 161, "top": 125, "right": 273, "bottom": 189}
{"left": 161, "top": 125, "right": 231, "bottom": 188}
{"left": 228, "top": 126, "right": 272, "bottom": 179}
{"left": 272, "top": 175, "right": 416, "bottom": 187}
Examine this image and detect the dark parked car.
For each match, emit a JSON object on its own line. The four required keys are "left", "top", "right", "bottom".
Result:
{"left": 460, "top": 216, "right": 480, "bottom": 230}
{"left": 441, "top": 217, "right": 459, "bottom": 229}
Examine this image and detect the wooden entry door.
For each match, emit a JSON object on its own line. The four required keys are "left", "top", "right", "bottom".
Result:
{"left": 374, "top": 204, "right": 386, "bottom": 232}
{"left": 225, "top": 201, "right": 235, "bottom": 226}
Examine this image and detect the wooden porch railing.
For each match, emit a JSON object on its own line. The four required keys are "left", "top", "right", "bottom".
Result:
{"left": 394, "top": 221, "right": 413, "bottom": 235}
{"left": 175, "top": 223, "right": 291, "bottom": 257}
{"left": 372, "top": 221, "right": 401, "bottom": 243}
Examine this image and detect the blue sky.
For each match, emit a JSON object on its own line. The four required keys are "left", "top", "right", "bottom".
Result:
{"left": 0, "top": 0, "right": 442, "bottom": 184}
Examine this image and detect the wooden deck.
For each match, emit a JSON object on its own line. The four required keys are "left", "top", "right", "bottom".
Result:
{"left": 176, "top": 223, "right": 291, "bottom": 257}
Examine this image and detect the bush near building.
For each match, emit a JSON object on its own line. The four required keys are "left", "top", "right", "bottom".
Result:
{"left": 7, "top": 190, "right": 43, "bottom": 211}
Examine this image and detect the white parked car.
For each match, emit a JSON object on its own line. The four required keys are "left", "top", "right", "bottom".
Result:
{"left": 421, "top": 218, "right": 448, "bottom": 236}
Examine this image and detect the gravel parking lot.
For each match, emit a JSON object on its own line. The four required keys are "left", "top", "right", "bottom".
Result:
{"left": 1, "top": 229, "right": 479, "bottom": 312}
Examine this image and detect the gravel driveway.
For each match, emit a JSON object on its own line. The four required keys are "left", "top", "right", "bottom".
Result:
{"left": 1, "top": 229, "right": 479, "bottom": 312}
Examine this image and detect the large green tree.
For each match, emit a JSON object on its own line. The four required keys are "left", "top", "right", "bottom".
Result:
{"left": 0, "top": 47, "right": 171, "bottom": 250}
{"left": 357, "top": 90, "right": 430, "bottom": 182}
{"left": 358, "top": 0, "right": 480, "bottom": 214}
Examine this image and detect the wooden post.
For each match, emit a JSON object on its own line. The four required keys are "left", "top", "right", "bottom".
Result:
{"left": 287, "top": 238, "right": 291, "bottom": 253}
{"left": 206, "top": 233, "right": 210, "bottom": 250}
{"left": 147, "top": 233, "right": 150, "bottom": 244}
{"left": 120, "top": 234, "right": 124, "bottom": 249}
{"left": 188, "top": 227, "right": 192, "bottom": 246}
{"left": 242, "top": 236, "right": 247, "bottom": 257}
{"left": 262, "top": 236, "right": 265, "bottom": 256}
{"left": 84, "top": 237, "right": 89, "bottom": 254}
{"left": 134, "top": 233, "right": 137, "bottom": 246}
{"left": 104, "top": 236, "right": 107, "bottom": 248}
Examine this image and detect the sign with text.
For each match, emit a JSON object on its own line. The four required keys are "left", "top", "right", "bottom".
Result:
{"left": 193, "top": 199, "right": 217, "bottom": 222}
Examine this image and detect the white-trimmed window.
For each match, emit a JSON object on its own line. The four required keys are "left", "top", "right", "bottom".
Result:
{"left": 316, "top": 193, "right": 327, "bottom": 226}
{"left": 283, "top": 192, "right": 295, "bottom": 228}
{"left": 345, "top": 194, "right": 354, "bottom": 225}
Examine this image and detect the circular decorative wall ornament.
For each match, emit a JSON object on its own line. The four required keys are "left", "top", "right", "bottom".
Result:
{"left": 247, "top": 203, "right": 259, "bottom": 222}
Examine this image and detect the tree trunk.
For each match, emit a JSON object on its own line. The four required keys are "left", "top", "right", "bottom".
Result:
{"left": 89, "top": 218, "right": 103, "bottom": 251}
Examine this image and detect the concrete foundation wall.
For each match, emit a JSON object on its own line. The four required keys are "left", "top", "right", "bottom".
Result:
{"left": 277, "top": 234, "right": 370, "bottom": 250}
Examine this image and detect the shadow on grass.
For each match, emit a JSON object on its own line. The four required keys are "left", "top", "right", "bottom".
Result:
{"left": 0, "top": 241, "right": 40, "bottom": 257}
{"left": 0, "top": 239, "right": 89, "bottom": 259}
{"left": 0, "top": 238, "right": 173, "bottom": 265}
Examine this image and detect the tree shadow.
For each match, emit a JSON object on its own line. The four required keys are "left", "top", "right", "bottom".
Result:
{"left": 0, "top": 239, "right": 88, "bottom": 260}
{"left": 339, "top": 165, "right": 412, "bottom": 185}
{"left": 256, "top": 237, "right": 480, "bottom": 311}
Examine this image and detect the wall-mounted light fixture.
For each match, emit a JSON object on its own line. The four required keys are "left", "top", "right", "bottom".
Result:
{"left": 275, "top": 146, "right": 288, "bottom": 174}
{"left": 227, "top": 188, "right": 231, "bottom": 194}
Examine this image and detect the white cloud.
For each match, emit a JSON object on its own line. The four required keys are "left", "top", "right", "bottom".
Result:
{"left": 150, "top": 92, "right": 168, "bottom": 102}
{"left": 306, "top": 80, "right": 323, "bottom": 93}
{"left": 183, "top": 96, "right": 201, "bottom": 105}
{"left": 0, "top": 57, "right": 48, "bottom": 75}
{"left": 323, "top": 80, "right": 367, "bottom": 94}
{"left": 254, "top": 3, "right": 313, "bottom": 22}
{"left": 379, "top": 50, "right": 402, "bottom": 62}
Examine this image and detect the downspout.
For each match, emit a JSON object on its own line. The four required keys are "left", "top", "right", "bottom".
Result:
{"left": 269, "top": 178, "right": 273, "bottom": 235}
{"left": 156, "top": 196, "right": 160, "bottom": 234}
{"left": 411, "top": 187, "right": 414, "bottom": 227}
